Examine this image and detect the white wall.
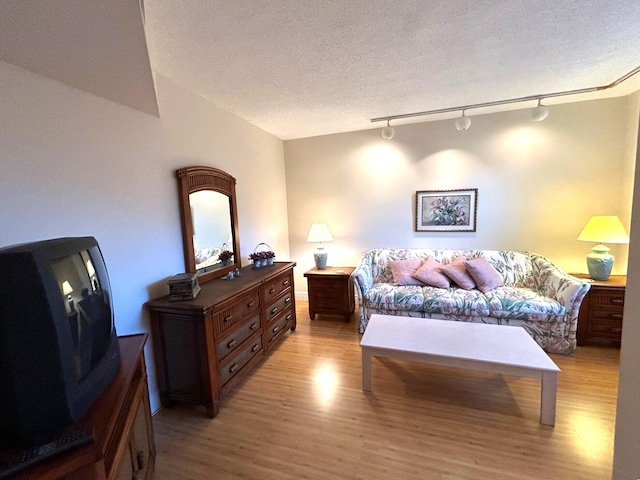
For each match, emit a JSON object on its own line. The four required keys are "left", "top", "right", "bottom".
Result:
{"left": 613, "top": 89, "right": 640, "bottom": 479}
{"left": 0, "top": 60, "right": 290, "bottom": 412}
{"left": 285, "top": 97, "right": 636, "bottom": 296}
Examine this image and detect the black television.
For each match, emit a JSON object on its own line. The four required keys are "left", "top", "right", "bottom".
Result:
{"left": 0, "top": 237, "right": 121, "bottom": 447}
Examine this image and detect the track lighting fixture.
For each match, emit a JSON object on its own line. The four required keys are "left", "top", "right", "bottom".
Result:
{"left": 455, "top": 110, "right": 471, "bottom": 131}
{"left": 530, "top": 99, "right": 549, "bottom": 121}
{"left": 370, "top": 65, "right": 640, "bottom": 134}
{"left": 381, "top": 120, "right": 395, "bottom": 139}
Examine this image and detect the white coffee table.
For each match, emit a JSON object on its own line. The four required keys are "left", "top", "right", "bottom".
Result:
{"left": 360, "top": 314, "right": 561, "bottom": 426}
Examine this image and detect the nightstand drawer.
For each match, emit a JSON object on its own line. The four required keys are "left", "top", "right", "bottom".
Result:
{"left": 590, "top": 291, "right": 625, "bottom": 308}
{"left": 589, "top": 308, "right": 624, "bottom": 322}
{"left": 589, "top": 321, "right": 623, "bottom": 337}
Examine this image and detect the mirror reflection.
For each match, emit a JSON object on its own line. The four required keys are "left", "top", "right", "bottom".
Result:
{"left": 191, "top": 190, "right": 233, "bottom": 270}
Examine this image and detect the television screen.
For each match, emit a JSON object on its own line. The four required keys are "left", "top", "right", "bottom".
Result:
{"left": 51, "top": 247, "right": 114, "bottom": 381}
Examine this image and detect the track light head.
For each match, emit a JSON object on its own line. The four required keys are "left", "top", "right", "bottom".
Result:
{"left": 455, "top": 111, "right": 471, "bottom": 131}
{"left": 381, "top": 120, "right": 395, "bottom": 139}
{"left": 531, "top": 99, "right": 549, "bottom": 121}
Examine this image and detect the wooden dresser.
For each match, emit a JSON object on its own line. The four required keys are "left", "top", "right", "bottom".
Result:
{"left": 575, "top": 274, "right": 626, "bottom": 347}
{"left": 146, "top": 262, "right": 296, "bottom": 417}
{"left": 0, "top": 334, "right": 156, "bottom": 480}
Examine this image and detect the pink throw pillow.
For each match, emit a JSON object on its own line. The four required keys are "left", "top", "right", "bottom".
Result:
{"left": 464, "top": 257, "right": 504, "bottom": 293}
{"left": 412, "top": 257, "right": 451, "bottom": 289}
{"left": 389, "top": 258, "right": 424, "bottom": 286}
{"left": 440, "top": 257, "right": 476, "bottom": 290}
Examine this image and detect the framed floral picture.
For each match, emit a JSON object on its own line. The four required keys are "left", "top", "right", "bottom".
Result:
{"left": 415, "top": 189, "right": 478, "bottom": 232}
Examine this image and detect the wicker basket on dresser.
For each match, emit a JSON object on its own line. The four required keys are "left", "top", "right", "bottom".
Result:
{"left": 146, "top": 262, "right": 296, "bottom": 417}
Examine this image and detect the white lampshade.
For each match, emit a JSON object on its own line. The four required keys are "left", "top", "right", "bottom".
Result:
{"left": 62, "top": 280, "right": 73, "bottom": 296}
{"left": 578, "top": 216, "right": 629, "bottom": 244}
{"left": 306, "top": 223, "right": 333, "bottom": 243}
{"left": 578, "top": 215, "right": 629, "bottom": 281}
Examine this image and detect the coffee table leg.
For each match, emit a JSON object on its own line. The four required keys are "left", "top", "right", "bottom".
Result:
{"left": 362, "top": 348, "right": 372, "bottom": 392}
{"left": 540, "top": 371, "right": 558, "bottom": 426}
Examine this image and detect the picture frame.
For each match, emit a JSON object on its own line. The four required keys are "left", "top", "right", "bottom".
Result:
{"left": 415, "top": 188, "right": 478, "bottom": 232}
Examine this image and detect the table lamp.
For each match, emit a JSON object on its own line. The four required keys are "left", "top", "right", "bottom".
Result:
{"left": 306, "top": 223, "right": 333, "bottom": 270}
{"left": 62, "top": 280, "right": 74, "bottom": 311}
{"left": 577, "top": 215, "right": 629, "bottom": 280}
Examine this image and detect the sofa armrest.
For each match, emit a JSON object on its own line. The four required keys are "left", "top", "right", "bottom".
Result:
{"left": 529, "top": 253, "right": 591, "bottom": 341}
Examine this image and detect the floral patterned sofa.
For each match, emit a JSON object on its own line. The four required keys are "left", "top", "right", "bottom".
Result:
{"left": 353, "top": 248, "right": 591, "bottom": 354}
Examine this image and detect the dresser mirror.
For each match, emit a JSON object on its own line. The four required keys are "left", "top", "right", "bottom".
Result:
{"left": 176, "top": 166, "right": 241, "bottom": 283}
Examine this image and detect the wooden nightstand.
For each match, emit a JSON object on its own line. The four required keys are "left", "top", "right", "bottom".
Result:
{"left": 574, "top": 274, "right": 626, "bottom": 347}
{"left": 304, "top": 267, "right": 355, "bottom": 322}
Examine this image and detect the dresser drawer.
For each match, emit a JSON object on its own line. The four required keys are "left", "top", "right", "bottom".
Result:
{"left": 215, "top": 315, "right": 261, "bottom": 362}
{"left": 212, "top": 290, "right": 260, "bottom": 337}
{"left": 265, "top": 291, "right": 294, "bottom": 323}
{"left": 218, "top": 335, "right": 263, "bottom": 386}
{"left": 263, "top": 271, "right": 293, "bottom": 304}
{"left": 266, "top": 309, "right": 294, "bottom": 344}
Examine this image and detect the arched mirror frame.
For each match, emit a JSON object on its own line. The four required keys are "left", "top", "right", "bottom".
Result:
{"left": 176, "top": 166, "right": 241, "bottom": 284}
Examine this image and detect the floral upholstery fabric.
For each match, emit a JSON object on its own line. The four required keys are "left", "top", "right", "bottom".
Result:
{"left": 353, "top": 248, "right": 591, "bottom": 355}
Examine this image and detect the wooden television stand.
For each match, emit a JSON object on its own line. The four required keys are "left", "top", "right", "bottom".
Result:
{"left": 0, "top": 334, "right": 155, "bottom": 479}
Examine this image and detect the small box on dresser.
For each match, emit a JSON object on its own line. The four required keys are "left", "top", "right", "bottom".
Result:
{"left": 575, "top": 274, "right": 626, "bottom": 347}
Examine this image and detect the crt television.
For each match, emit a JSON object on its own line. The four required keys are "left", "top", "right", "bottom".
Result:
{"left": 0, "top": 237, "right": 121, "bottom": 447}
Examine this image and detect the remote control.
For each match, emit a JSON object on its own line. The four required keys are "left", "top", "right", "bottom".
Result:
{"left": 0, "top": 428, "right": 94, "bottom": 479}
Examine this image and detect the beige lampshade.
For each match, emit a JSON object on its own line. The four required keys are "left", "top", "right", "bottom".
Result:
{"left": 577, "top": 216, "right": 629, "bottom": 244}
{"left": 62, "top": 280, "right": 73, "bottom": 296}
{"left": 306, "top": 223, "right": 333, "bottom": 243}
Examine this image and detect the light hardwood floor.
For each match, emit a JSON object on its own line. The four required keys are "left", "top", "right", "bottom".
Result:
{"left": 151, "top": 301, "right": 619, "bottom": 480}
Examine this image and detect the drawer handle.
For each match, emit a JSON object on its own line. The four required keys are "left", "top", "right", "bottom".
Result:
{"left": 612, "top": 299, "right": 624, "bottom": 304}
{"left": 229, "top": 363, "right": 239, "bottom": 373}
{"left": 224, "top": 315, "right": 233, "bottom": 323}
{"left": 272, "top": 325, "right": 280, "bottom": 333}
{"left": 250, "top": 322, "right": 258, "bottom": 330}
{"left": 271, "top": 306, "right": 279, "bottom": 315}
{"left": 283, "top": 280, "right": 290, "bottom": 286}
{"left": 610, "top": 314, "right": 623, "bottom": 319}
{"left": 611, "top": 327, "right": 622, "bottom": 333}
{"left": 252, "top": 344, "right": 260, "bottom": 352}
{"left": 227, "top": 339, "right": 237, "bottom": 349}
{"left": 285, "top": 296, "right": 291, "bottom": 304}
{"left": 269, "top": 287, "right": 276, "bottom": 294}
{"left": 247, "top": 301, "right": 255, "bottom": 308}
{"left": 286, "top": 314, "right": 292, "bottom": 321}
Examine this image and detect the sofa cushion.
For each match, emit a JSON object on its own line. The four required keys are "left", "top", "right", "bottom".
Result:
{"left": 365, "top": 284, "right": 425, "bottom": 312}
{"left": 485, "top": 287, "right": 566, "bottom": 319}
{"left": 465, "top": 257, "right": 504, "bottom": 293}
{"left": 422, "top": 286, "right": 490, "bottom": 316}
{"left": 389, "top": 258, "right": 424, "bottom": 286}
{"left": 440, "top": 257, "right": 476, "bottom": 290}
{"left": 412, "top": 257, "right": 451, "bottom": 288}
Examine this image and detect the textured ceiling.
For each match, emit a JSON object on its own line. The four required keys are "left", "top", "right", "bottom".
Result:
{"left": 144, "top": 0, "right": 640, "bottom": 140}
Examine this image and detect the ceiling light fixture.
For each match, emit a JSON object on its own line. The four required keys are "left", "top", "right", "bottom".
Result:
{"left": 371, "top": 65, "right": 640, "bottom": 131}
{"left": 381, "top": 119, "right": 395, "bottom": 139}
{"left": 530, "top": 99, "right": 549, "bottom": 122}
{"left": 455, "top": 110, "right": 471, "bottom": 131}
